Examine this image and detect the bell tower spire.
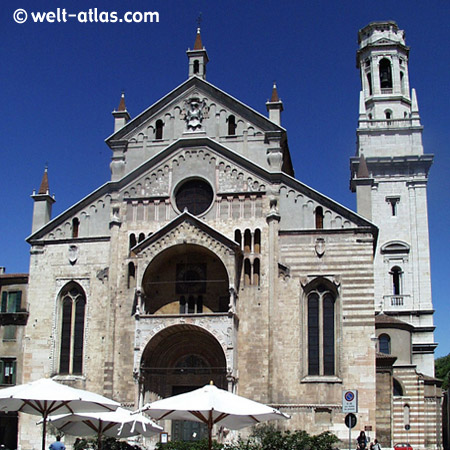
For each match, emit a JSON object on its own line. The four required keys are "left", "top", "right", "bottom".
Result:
{"left": 186, "top": 23, "right": 209, "bottom": 80}
{"left": 350, "top": 22, "right": 436, "bottom": 377}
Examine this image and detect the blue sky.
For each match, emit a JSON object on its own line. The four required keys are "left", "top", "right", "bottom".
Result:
{"left": 1, "top": 1, "right": 449, "bottom": 357}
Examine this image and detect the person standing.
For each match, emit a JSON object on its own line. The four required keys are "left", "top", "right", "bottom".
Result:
{"left": 49, "top": 436, "right": 65, "bottom": 450}
{"left": 356, "top": 431, "right": 368, "bottom": 450}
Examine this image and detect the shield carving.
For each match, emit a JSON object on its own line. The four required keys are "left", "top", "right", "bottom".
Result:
{"left": 68, "top": 245, "right": 79, "bottom": 265}
{"left": 315, "top": 238, "right": 325, "bottom": 258}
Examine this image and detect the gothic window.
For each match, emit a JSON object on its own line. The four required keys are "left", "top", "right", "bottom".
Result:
{"left": 227, "top": 115, "right": 236, "bottom": 135}
{"left": 59, "top": 283, "right": 86, "bottom": 375}
{"left": 379, "top": 333, "right": 391, "bottom": 354}
{"left": 175, "top": 179, "right": 214, "bottom": 216}
{"left": 307, "top": 284, "right": 336, "bottom": 376}
{"left": 379, "top": 58, "right": 393, "bottom": 90}
{"left": 390, "top": 266, "right": 402, "bottom": 296}
{"left": 138, "top": 233, "right": 145, "bottom": 243}
{"left": 315, "top": 206, "right": 324, "bottom": 229}
{"left": 155, "top": 119, "right": 164, "bottom": 140}
{"left": 1, "top": 291, "right": 22, "bottom": 313}
{"left": 72, "top": 218, "right": 79, "bottom": 238}
{"left": 0, "top": 358, "right": 16, "bottom": 385}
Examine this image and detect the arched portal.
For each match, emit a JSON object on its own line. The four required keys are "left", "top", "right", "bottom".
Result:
{"left": 140, "top": 324, "right": 227, "bottom": 398}
{"left": 141, "top": 244, "right": 230, "bottom": 315}
{"left": 139, "top": 324, "right": 228, "bottom": 441}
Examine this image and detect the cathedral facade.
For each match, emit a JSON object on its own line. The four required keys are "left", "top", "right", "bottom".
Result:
{"left": 12, "top": 22, "right": 441, "bottom": 449}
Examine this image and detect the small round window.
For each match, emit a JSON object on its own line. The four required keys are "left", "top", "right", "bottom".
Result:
{"left": 175, "top": 178, "right": 214, "bottom": 216}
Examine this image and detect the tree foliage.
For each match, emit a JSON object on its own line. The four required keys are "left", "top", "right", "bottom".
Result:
{"left": 73, "top": 436, "right": 143, "bottom": 450}
{"left": 155, "top": 424, "right": 339, "bottom": 450}
{"left": 435, "top": 353, "right": 450, "bottom": 390}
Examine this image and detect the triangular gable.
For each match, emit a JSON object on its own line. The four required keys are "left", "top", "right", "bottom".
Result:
{"left": 105, "top": 76, "right": 284, "bottom": 145}
{"left": 131, "top": 211, "right": 241, "bottom": 258}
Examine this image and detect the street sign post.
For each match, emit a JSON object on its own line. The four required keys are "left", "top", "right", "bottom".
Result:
{"left": 345, "top": 412, "right": 357, "bottom": 450}
{"left": 342, "top": 389, "right": 358, "bottom": 413}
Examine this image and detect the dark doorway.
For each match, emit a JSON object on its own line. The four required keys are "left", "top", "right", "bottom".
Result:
{"left": 171, "top": 386, "right": 208, "bottom": 442}
{"left": 0, "top": 412, "right": 18, "bottom": 450}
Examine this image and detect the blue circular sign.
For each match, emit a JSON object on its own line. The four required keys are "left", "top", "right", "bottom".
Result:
{"left": 345, "top": 391, "right": 355, "bottom": 402}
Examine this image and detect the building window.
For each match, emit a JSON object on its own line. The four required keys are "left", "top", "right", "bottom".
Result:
{"left": 244, "top": 229, "right": 251, "bottom": 253}
{"left": 254, "top": 229, "right": 261, "bottom": 253}
{"left": 155, "top": 119, "right": 164, "bottom": 140}
{"left": 193, "top": 60, "right": 200, "bottom": 74}
{"left": 367, "top": 73, "right": 373, "bottom": 96}
{"left": 129, "top": 233, "right": 137, "bottom": 251}
{"left": 0, "top": 358, "right": 16, "bottom": 385}
{"left": 307, "top": 284, "right": 336, "bottom": 376}
{"left": 59, "top": 283, "right": 86, "bottom": 375}
{"left": 390, "top": 266, "right": 402, "bottom": 296}
{"left": 174, "top": 179, "right": 214, "bottom": 216}
{"left": 379, "top": 58, "right": 392, "bottom": 89}
{"left": 3, "top": 325, "right": 17, "bottom": 341}
{"left": 393, "top": 378, "right": 404, "bottom": 396}
{"left": 253, "top": 258, "right": 260, "bottom": 286}
{"left": 138, "top": 233, "right": 145, "bottom": 243}
{"left": 386, "top": 196, "right": 400, "bottom": 216}
{"left": 128, "top": 262, "right": 136, "bottom": 289}
{"left": 72, "top": 218, "right": 79, "bottom": 238}
{"left": 379, "top": 334, "right": 391, "bottom": 354}
{"left": 315, "top": 206, "right": 324, "bottom": 229}
{"left": 227, "top": 115, "right": 236, "bottom": 135}
{"left": 1, "top": 291, "right": 22, "bottom": 313}
{"left": 234, "top": 229, "right": 242, "bottom": 248}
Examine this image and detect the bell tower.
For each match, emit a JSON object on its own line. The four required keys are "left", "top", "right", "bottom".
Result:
{"left": 350, "top": 22, "right": 436, "bottom": 375}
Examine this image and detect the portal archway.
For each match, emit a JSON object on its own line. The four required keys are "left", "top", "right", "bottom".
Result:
{"left": 141, "top": 244, "right": 230, "bottom": 315}
{"left": 140, "top": 324, "right": 228, "bottom": 400}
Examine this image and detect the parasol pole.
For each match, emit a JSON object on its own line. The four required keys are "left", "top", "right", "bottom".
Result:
{"left": 42, "top": 410, "right": 48, "bottom": 450}
{"left": 208, "top": 410, "right": 213, "bottom": 450}
{"left": 98, "top": 418, "right": 104, "bottom": 450}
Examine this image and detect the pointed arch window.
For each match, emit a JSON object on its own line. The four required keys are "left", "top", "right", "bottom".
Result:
{"left": 59, "top": 283, "right": 86, "bottom": 375}
{"left": 306, "top": 284, "right": 336, "bottom": 376}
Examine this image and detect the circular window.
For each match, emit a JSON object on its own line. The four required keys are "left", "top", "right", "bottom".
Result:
{"left": 175, "top": 178, "right": 214, "bottom": 215}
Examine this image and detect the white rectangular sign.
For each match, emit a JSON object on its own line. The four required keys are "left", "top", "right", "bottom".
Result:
{"left": 342, "top": 389, "right": 358, "bottom": 413}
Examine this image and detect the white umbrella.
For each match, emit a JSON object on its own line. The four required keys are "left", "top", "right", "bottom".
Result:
{"left": 139, "top": 383, "right": 289, "bottom": 450}
{"left": 45, "top": 407, "right": 163, "bottom": 450}
{"left": 0, "top": 378, "right": 120, "bottom": 450}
